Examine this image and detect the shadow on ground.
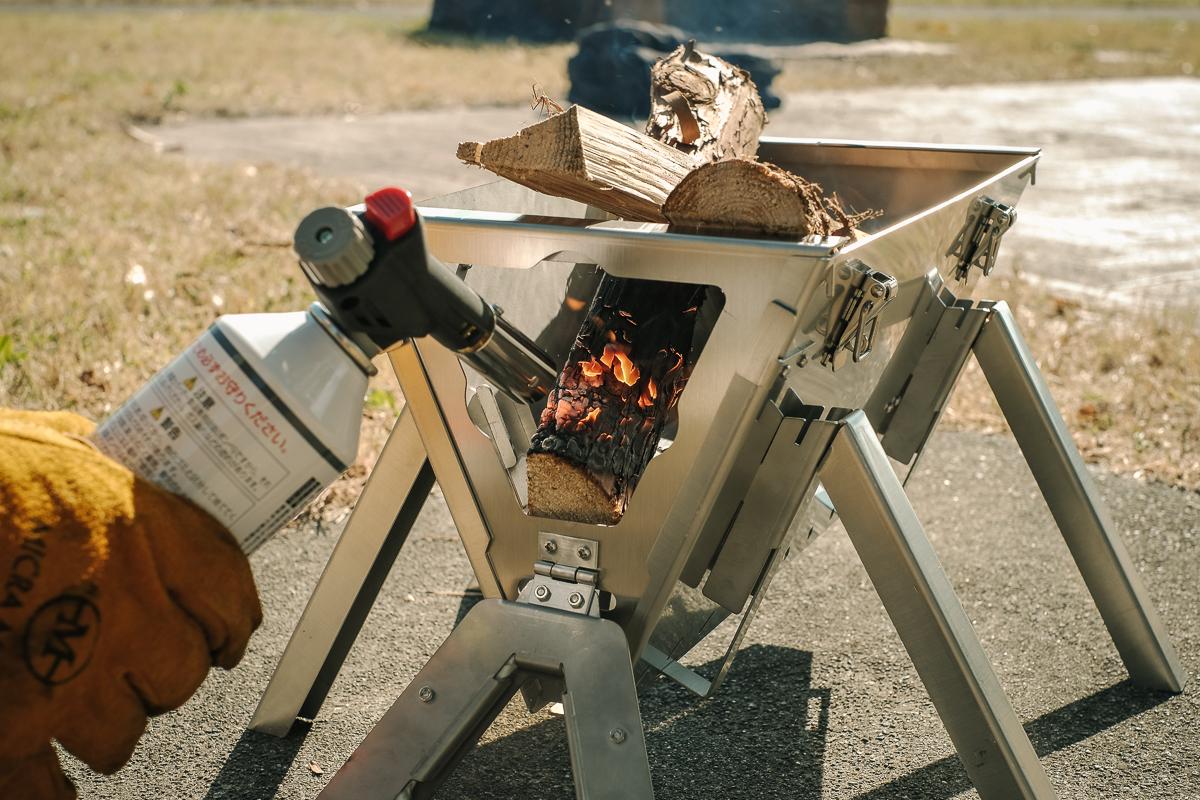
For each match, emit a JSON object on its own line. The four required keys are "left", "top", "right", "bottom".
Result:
{"left": 855, "top": 679, "right": 1176, "bottom": 800}
{"left": 203, "top": 722, "right": 312, "bottom": 800}
{"left": 438, "top": 644, "right": 830, "bottom": 800}
{"left": 200, "top": 645, "right": 1174, "bottom": 799}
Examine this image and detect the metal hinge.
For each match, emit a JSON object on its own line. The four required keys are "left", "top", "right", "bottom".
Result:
{"left": 517, "top": 533, "right": 601, "bottom": 617}
{"left": 819, "top": 260, "right": 898, "bottom": 371}
{"left": 947, "top": 195, "right": 1016, "bottom": 282}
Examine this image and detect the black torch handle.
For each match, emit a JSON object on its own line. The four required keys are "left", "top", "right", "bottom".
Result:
{"left": 296, "top": 195, "right": 557, "bottom": 403}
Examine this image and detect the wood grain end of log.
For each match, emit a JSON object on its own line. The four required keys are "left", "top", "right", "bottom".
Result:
{"left": 527, "top": 452, "right": 623, "bottom": 526}
{"left": 662, "top": 157, "right": 830, "bottom": 238}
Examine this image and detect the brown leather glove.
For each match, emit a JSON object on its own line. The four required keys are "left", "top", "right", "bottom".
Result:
{"left": 0, "top": 408, "right": 262, "bottom": 799}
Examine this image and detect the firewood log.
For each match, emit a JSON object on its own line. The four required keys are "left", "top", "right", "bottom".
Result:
{"left": 663, "top": 157, "right": 856, "bottom": 238}
{"left": 645, "top": 41, "right": 767, "bottom": 164}
{"left": 527, "top": 279, "right": 707, "bottom": 525}
{"left": 457, "top": 105, "right": 693, "bottom": 223}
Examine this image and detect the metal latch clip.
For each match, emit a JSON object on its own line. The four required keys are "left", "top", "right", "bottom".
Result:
{"left": 948, "top": 195, "right": 1016, "bottom": 282}
{"left": 820, "top": 260, "right": 898, "bottom": 371}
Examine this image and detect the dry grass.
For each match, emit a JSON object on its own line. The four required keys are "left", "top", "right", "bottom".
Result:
{"left": 776, "top": 17, "right": 1198, "bottom": 92}
{"left": 894, "top": 0, "right": 1197, "bottom": 8}
{"left": 0, "top": 7, "right": 1197, "bottom": 506}
{"left": 0, "top": 10, "right": 569, "bottom": 520}
{"left": 0, "top": 10, "right": 569, "bottom": 411}
{"left": 945, "top": 273, "right": 1200, "bottom": 490}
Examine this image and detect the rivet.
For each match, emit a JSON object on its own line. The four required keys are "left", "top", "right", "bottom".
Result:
{"left": 609, "top": 728, "right": 627, "bottom": 744}
{"left": 568, "top": 592, "right": 584, "bottom": 609}
{"left": 418, "top": 686, "right": 435, "bottom": 703}
{"left": 534, "top": 584, "right": 551, "bottom": 602}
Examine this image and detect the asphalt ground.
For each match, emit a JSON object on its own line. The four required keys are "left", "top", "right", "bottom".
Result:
{"left": 62, "top": 430, "right": 1200, "bottom": 799}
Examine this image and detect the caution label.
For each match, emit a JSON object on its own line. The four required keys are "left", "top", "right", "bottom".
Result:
{"left": 94, "top": 326, "right": 342, "bottom": 553}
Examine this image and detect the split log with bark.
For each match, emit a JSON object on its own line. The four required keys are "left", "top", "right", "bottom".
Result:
{"left": 457, "top": 105, "right": 693, "bottom": 223}
{"left": 662, "top": 157, "right": 877, "bottom": 238}
{"left": 645, "top": 41, "right": 766, "bottom": 164}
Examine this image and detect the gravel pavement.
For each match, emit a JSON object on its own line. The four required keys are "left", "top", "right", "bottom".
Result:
{"left": 63, "top": 430, "right": 1199, "bottom": 799}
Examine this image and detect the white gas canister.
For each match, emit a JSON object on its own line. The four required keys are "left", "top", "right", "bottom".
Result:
{"left": 94, "top": 303, "right": 376, "bottom": 553}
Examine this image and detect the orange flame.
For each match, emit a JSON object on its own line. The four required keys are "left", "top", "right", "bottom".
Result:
{"left": 579, "top": 406, "right": 601, "bottom": 428}
{"left": 579, "top": 358, "right": 605, "bottom": 379}
{"left": 637, "top": 377, "right": 658, "bottom": 409}
{"left": 600, "top": 344, "right": 640, "bottom": 386}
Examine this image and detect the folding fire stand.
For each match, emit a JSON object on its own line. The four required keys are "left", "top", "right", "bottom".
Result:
{"left": 249, "top": 138, "right": 1186, "bottom": 799}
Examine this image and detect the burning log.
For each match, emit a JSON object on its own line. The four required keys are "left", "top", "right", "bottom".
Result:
{"left": 527, "top": 279, "right": 708, "bottom": 524}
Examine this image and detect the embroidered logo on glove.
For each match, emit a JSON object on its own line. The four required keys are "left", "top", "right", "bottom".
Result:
{"left": 23, "top": 594, "right": 101, "bottom": 686}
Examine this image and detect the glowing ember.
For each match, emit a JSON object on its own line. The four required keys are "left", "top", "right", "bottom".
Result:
{"left": 665, "top": 351, "right": 685, "bottom": 375}
{"left": 580, "top": 358, "right": 605, "bottom": 379}
{"left": 637, "top": 377, "right": 658, "bottom": 409}
{"left": 600, "top": 344, "right": 640, "bottom": 386}
{"left": 578, "top": 406, "right": 601, "bottom": 428}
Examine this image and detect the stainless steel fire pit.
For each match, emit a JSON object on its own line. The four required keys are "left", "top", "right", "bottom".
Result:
{"left": 248, "top": 137, "right": 1185, "bottom": 800}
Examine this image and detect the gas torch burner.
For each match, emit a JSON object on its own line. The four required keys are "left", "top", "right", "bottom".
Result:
{"left": 294, "top": 186, "right": 557, "bottom": 404}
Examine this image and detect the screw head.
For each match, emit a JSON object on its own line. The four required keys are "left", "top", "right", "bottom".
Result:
{"left": 870, "top": 284, "right": 885, "bottom": 298}
{"left": 568, "top": 591, "right": 584, "bottom": 609}
{"left": 838, "top": 265, "right": 852, "bottom": 280}
{"left": 534, "top": 584, "right": 551, "bottom": 602}
{"left": 543, "top": 539, "right": 558, "bottom": 554}
{"left": 576, "top": 545, "right": 592, "bottom": 560}
{"left": 609, "top": 728, "right": 627, "bottom": 744}
{"left": 418, "top": 686, "right": 435, "bottom": 703}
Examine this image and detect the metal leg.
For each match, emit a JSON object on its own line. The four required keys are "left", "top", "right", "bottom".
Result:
{"left": 820, "top": 411, "right": 1056, "bottom": 800}
{"left": 319, "top": 600, "right": 654, "bottom": 800}
{"left": 974, "top": 302, "right": 1187, "bottom": 693}
{"left": 250, "top": 407, "right": 435, "bottom": 736}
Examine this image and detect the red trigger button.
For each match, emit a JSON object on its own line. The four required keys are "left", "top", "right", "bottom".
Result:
{"left": 364, "top": 187, "right": 416, "bottom": 241}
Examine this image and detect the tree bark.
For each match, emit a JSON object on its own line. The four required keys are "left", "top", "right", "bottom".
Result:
{"left": 645, "top": 41, "right": 767, "bottom": 164}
